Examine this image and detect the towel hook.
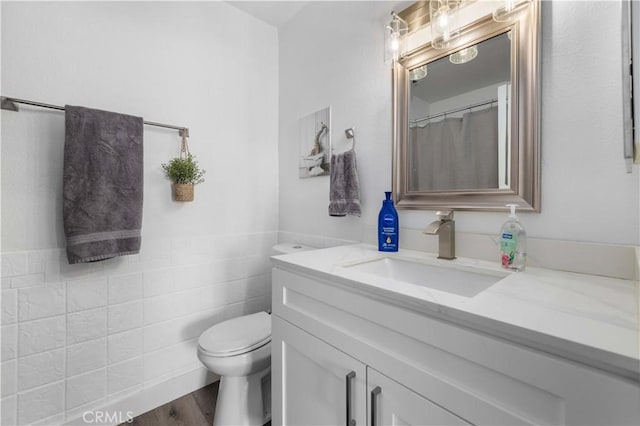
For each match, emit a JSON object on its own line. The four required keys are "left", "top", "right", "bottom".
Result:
{"left": 332, "top": 127, "right": 356, "bottom": 154}
{"left": 345, "top": 128, "right": 355, "bottom": 151}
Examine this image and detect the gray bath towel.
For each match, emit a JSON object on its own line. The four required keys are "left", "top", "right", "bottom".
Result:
{"left": 63, "top": 105, "right": 143, "bottom": 264}
{"left": 328, "top": 149, "right": 361, "bottom": 217}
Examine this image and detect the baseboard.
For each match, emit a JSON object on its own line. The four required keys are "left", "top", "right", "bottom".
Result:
{"left": 63, "top": 367, "right": 219, "bottom": 426}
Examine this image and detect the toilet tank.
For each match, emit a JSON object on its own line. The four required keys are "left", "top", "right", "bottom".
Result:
{"left": 271, "top": 243, "right": 315, "bottom": 256}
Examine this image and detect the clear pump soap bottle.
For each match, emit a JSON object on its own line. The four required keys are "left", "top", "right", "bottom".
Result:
{"left": 500, "top": 204, "right": 527, "bottom": 271}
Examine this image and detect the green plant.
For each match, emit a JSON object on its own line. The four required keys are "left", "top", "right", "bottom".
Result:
{"left": 161, "top": 154, "right": 206, "bottom": 185}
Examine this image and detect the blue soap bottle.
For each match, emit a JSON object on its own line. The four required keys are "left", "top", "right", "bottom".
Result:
{"left": 378, "top": 192, "right": 399, "bottom": 252}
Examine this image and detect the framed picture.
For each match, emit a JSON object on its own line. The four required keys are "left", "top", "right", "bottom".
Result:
{"left": 299, "top": 107, "right": 331, "bottom": 178}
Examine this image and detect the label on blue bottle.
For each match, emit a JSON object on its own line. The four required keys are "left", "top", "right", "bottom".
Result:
{"left": 380, "top": 214, "right": 398, "bottom": 251}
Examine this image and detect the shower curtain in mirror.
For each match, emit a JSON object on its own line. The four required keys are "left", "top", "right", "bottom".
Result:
{"left": 409, "top": 106, "right": 499, "bottom": 191}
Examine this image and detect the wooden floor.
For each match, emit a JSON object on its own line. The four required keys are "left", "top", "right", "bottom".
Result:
{"left": 121, "top": 381, "right": 272, "bottom": 426}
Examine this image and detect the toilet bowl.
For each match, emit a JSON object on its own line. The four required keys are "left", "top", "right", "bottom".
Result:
{"left": 197, "top": 243, "right": 315, "bottom": 425}
{"left": 198, "top": 311, "right": 272, "bottom": 426}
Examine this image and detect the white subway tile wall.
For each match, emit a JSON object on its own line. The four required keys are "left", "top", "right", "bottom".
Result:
{"left": 66, "top": 339, "right": 107, "bottom": 377}
{"left": 67, "top": 278, "right": 108, "bottom": 313}
{"left": 107, "top": 273, "right": 143, "bottom": 305}
{"left": 1, "top": 395, "right": 17, "bottom": 426}
{"left": 66, "top": 368, "right": 107, "bottom": 410}
{"left": 1, "top": 290, "right": 17, "bottom": 324}
{"left": 18, "top": 316, "right": 66, "bottom": 356}
{"left": 67, "top": 308, "right": 107, "bottom": 345}
{"left": 18, "top": 283, "right": 65, "bottom": 321}
{"left": 17, "top": 381, "right": 64, "bottom": 425}
{"left": 0, "top": 231, "right": 276, "bottom": 425}
{"left": 107, "top": 357, "right": 144, "bottom": 395}
{"left": 1, "top": 359, "right": 17, "bottom": 397}
{"left": 1, "top": 325, "right": 17, "bottom": 361}
{"left": 16, "top": 349, "right": 65, "bottom": 392}
{"left": 107, "top": 329, "right": 143, "bottom": 365}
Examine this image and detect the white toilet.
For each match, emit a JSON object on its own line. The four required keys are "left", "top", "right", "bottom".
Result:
{"left": 197, "top": 243, "right": 314, "bottom": 426}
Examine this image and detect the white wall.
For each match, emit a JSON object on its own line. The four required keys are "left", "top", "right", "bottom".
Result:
{"left": 1, "top": 2, "right": 278, "bottom": 425}
{"left": 279, "top": 1, "right": 395, "bottom": 243}
{"left": 279, "top": 1, "right": 640, "bottom": 246}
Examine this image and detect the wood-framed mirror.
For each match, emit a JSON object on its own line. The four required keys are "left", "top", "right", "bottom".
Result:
{"left": 392, "top": 0, "right": 541, "bottom": 211}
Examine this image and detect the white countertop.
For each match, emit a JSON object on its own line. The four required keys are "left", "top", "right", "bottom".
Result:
{"left": 272, "top": 244, "right": 640, "bottom": 381}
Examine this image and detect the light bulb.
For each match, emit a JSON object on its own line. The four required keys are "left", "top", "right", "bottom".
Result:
{"left": 493, "top": 0, "right": 530, "bottom": 22}
{"left": 504, "top": 0, "right": 515, "bottom": 12}
{"left": 385, "top": 11, "right": 407, "bottom": 63}
{"left": 430, "top": 1, "right": 459, "bottom": 50}
{"left": 391, "top": 35, "right": 399, "bottom": 52}
{"left": 437, "top": 11, "right": 449, "bottom": 30}
{"left": 410, "top": 64, "right": 428, "bottom": 81}
{"left": 449, "top": 45, "right": 478, "bottom": 64}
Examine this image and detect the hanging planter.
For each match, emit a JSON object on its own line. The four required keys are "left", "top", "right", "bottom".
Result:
{"left": 161, "top": 130, "right": 205, "bottom": 202}
{"left": 172, "top": 182, "right": 195, "bottom": 202}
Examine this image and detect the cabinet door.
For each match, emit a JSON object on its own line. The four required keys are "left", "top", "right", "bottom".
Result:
{"left": 368, "top": 368, "right": 470, "bottom": 426}
{"left": 272, "top": 316, "right": 367, "bottom": 426}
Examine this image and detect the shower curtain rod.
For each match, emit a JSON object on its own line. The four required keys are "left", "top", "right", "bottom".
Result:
{"left": 1, "top": 96, "right": 189, "bottom": 137}
{"left": 411, "top": 98, "right": 499, "bottom": 124}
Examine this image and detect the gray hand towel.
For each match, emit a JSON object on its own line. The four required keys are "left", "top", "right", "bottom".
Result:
{"left": 63, "top": 105, "right": 143, "bottom": 264}
{"left": 328, "top": 149, "right": 361, "bottom": 217}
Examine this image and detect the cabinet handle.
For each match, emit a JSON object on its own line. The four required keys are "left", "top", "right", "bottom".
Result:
{"left": 346, "top": 371, "right": 356, "bottom": 426}
{"left": 370, "top": 386, "right": 382, "bottom": 426}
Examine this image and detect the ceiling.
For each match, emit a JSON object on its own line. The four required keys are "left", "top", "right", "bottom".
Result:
{"left": 226, "top": 1, "right": 414, "bottom": 30}
{"left": 226, "top": 1, "right": 309, "bottom": 28}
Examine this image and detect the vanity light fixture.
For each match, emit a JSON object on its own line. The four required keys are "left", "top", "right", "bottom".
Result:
{"left": 492, "top": 0, "right": 531, "bottom": 22}
{"left": 449, "top": 45, "right": 478, "bottom": 64}
{"left": 385, "top": 11, "right": 408, "bottom": 62}
{"left": 410, "top": 64, "right": 428, "bottom": 81}
{"left": 430, "top": 0, "right": 460, "bottom": 49}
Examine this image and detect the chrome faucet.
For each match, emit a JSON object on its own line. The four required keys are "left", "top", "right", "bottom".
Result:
{"left": 424, "top": 211, "right": 456, "bottom": 260}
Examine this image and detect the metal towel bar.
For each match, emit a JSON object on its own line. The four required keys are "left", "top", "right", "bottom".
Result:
{"left": 1, "top": 95, "right": 189, "bottom": 137}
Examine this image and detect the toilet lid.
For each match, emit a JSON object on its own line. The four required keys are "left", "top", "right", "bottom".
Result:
{"left": 198, "top": 311, "right": 271, "bottom": 357}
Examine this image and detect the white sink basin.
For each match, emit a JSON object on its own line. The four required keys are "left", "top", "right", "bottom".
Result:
{"left": 344, "top": 257, "right": 505, "bottom": 297}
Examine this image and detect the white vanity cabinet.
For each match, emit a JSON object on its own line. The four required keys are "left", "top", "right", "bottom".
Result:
{"left": 367, "top": 368, "right": 470, "bottom": 426}
{"left": 272, "top": 314, "right": 467, "bottom": 426}
{"left": 272, "top": 315, "right": 366, "bottom": 425}
{"left": 271, "top": 266, "right": 640, "bottom": 426}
